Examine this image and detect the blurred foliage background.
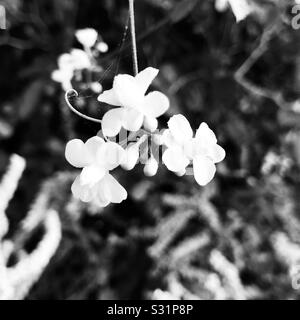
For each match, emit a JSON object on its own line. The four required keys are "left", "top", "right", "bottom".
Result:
{"left": 0, "top": 0, "right": 300, "bottom": 300}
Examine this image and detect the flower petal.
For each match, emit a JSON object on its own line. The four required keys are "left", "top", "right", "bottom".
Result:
{"left": 162, "top": 146, "right": 189, "bottom": 172}
{"left": 143, "top": 116, "right": 158, "bottom": 132}
{"left": 75, "top": 28, "right": 98, "bottom": 48}
{"left": 97, "top": 142, "right": 125, "bottom": 170}
{"left": 228, "top": 0, "right": 252, "bottom": 22}
{"left": 142, "top": 91, "right": 169, "bottom": 118}
{"left": 193, "top": 155, "right": 216, "bottom": 186}
{"left": 97, "top": 89, "right": 121, "bottom": 106}
{"left": 101, "top": 108, "right": 124, "bottom": 137}
{"left": 65, "top": 139, "right": 91, "bottom": 168}
{"left": 121, "top": 144, "right": 139, "bottom": 171}
{"left": 208, "top": 144, "right": 226, "bottom": 163}
{"left": 195, "top": 122, "right": 217, "bottom": 145}
{"left": 71, "top": 175, "right": 93, "bottom": 202}
{"left": 103, "top": 174, "right": 127, "bottom": 204}
{"left": 80, "top": 165, "right": 105, "bottom": 186}
{"left": 70, "top": 49, "right": 91, "bottom": 69}
{"left": 168, "top": 114, "right": 193, "bottom": 144}
{"left": 85, "top": 136, "right": 105, "bottom": 161}
{"left": 93, "top": 180, "right": 111, "bottom": 207}
{"left": 144, "top": 156, "right": 158, "bottom": 177}
{"left": 135, "top": 67, "right": 159, "bottom": 94}
{"left": 113, "top": 74, "right": 144, "bottom": 109}
{"left": 161, "top": 129, "right": 176, "bottom": 148}
{"left": 122, "top": 108, "right": 144, "bottom": 132}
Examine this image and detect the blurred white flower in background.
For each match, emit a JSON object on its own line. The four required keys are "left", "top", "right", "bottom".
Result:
{"left": 98, "top": 67, "right": 169, "bottom": 137}
{"left": 52, "top": 49, "right": 91, "bottom": 91}
{"left": 96, "top": 41, "right": 109, "bottom": 53}
{"left": 75, "top": 28, "right": 98, "bottom": 48}
{"left": 162, "top": 115, "right": 225, "bottom": 186}
{"left": 65, "top": 136, "right": 127, "bottom": 207}
{"left": 215, "top": 0, "right": 252, "bottom": 22}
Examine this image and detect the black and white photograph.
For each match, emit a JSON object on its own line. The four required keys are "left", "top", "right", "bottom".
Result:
{"left": 0, "top": 0, "right": 300, "bottom": 302}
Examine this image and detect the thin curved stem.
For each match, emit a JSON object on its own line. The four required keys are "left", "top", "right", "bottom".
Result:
{"left": 129, "top": 0, "right": 138, "bottom": 76}
{"left": 64, "top": 89, "right": 102, "bottom": 124}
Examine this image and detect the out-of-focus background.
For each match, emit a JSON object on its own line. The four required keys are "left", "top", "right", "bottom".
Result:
{"left": 0, "top": 0, "right": 300, "bottom": 300}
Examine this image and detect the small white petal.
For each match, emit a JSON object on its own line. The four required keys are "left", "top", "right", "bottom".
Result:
{"left": 168, "top": 114, "right": 193, "bottom": 144}
{"left": 161, "top": 129, "right": 176, "bottom": 148}
{"left": 142, "top": 91, "right": 169, "bottom": 118}
{"left": 80, "top": 165, "right": 105, "bottom": 186}
{"left": 215, "top": 0, "right": 229, "bottom": 12}
{"left": 122, "top": 108, "right": 144, "bottom": 132}
{"left": 135, "top": 67, "right": 159, "bottom": 94}
{"left": 97, "top": 142, "right": 125, "bottom": 170}
{"left": 193, "top": 155, "right": 216, "bottom": 186}
{"left": 75, "top": 28, "right": 98, "bottom": 48}
{"left": 65, "top": 139, "right": 91, "bottom": 168}
{"left": 101, "top": 108, "right": 124, "bottom": 137}
{"left": 90, "top": 82, "right": 102, "bottom": 93}
{"left": 96, "top": 42, "right": 109, "bottom": 53}
{"left": 103, "top": 174, "right": 127, "bottom": 204}
{"left": 113, "top": 74, "right": 144, "bottom": 109}
{"left": 58, "top": 53, "right": 74, "bottom": 70}
{"left": 162, "top": 146, "right": 190, "bottom": 172}
{"left": 227, "top": 0, "right": 252, "bottom": 22}
{"left": 143, "top": 116, "right": 158, "bottom": 132}
{"left": 98, "top": 89, "right": 121, "bottom": 106}
{"left": 195, "top": 122, "right": 217, "bottom": 145}
{"left": 85, "top": 136, "right": 105, "bottom": 161}
{"left": 71, "top": 175, "right": 93, "bottom": 202}
{"left": 121, "top": 144, "right": 139, "bottom": 171}
{"left": 175, "top": 169, "right": 186, "bottom": 177}
{"left": 144, "top": 156, "right": 158, "bottom": 177}
{"left": 208, "top": 144, "right": 226, "bottom": 163}
{"left": 70, "top": 49, "right": 91, "bottom": 69}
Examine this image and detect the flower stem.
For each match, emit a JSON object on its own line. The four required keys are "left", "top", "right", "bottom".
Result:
{"left": 129, "top": 0, "right": 138, "bottom": 76}
{"left": 65, "top": 90, "right": 102, "bottom": 124}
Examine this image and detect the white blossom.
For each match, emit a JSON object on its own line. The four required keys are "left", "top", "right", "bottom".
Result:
{"left": 215, "top": 0, "right": 252, "bottom": 22}
{"left": 162, "top": 115, "right": 225, "bottom": 186}
{"left": 75, "top": 28, "right": 98, "bottom": 48}
{"left": 98, "top": 67, "right": 169, "bottom": 137}
{"left": 52, "top": 49, "right": 91, "bottom": 91}
{"left": 65, "top": 136, "right": 127, "bottom": 207}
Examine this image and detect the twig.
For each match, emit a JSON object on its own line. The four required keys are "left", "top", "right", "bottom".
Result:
{"left": 234, "top": 21, "right": 286, "bottom": 108}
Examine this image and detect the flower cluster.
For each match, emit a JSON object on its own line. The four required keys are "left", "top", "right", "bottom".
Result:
{"left": 52, "top": 28, "right": 108, "bottom": 93}
{"left": 64, "top": 65, "right": 226, "bottom": 207}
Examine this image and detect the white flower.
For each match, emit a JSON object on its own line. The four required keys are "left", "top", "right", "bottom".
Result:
{"left": 65, "top": 136, "right": 127, "bottom": 207}
{"left": 69, "top": 49, "right": 91, "bottom": 69}
{"left": 98, "top": 67, "right": 169, "bottom": 137}
{"left": 76, "top": 28, "right": 98, "bottom": 48}
{"left": 52, "top": 49, "right": 91, "bottom": 90}
{"left": 215, "top": 0, "right": 252, "bottom": 22}
{"left": 162, "top": 115, "right": 225, "bottom": 186}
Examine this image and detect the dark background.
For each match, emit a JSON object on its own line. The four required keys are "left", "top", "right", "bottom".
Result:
{"left": 0, "top": 0, "right": 300, "bottom": 300}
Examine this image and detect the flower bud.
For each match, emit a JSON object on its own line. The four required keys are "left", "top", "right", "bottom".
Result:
{"left": 121, "top": 143, "right": 139, "bottom": 171}
{"left": 144, "top": 156, "right": 158, "bottom": 177}
{"left": 143, "top": 116, "right": 158, "bottom": 132}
